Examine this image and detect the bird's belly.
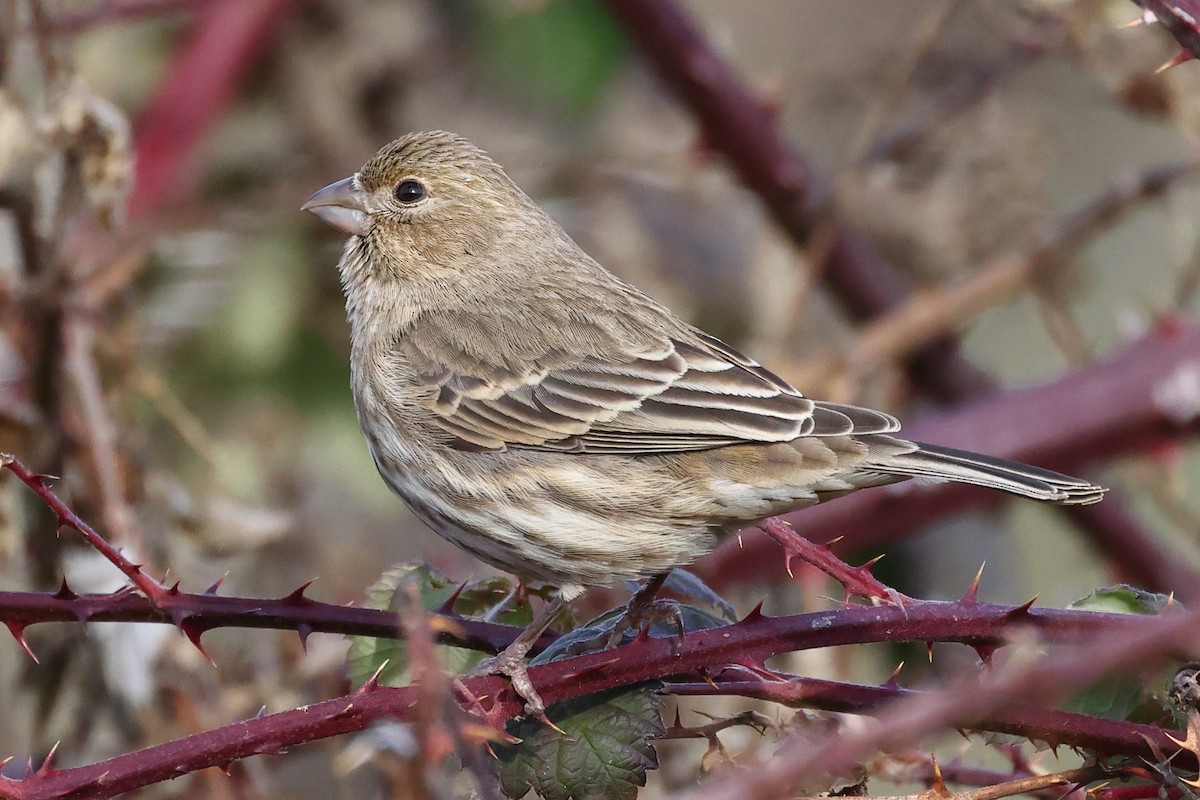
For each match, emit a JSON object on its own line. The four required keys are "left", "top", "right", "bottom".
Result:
{"left": 369, "top": 445, "right": 719, "bottom": 588}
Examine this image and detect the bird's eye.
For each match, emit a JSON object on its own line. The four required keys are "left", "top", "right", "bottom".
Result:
{"left": 395, "top": 180, "right": 427, "bottom": 204}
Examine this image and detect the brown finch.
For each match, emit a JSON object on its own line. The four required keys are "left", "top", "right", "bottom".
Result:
{"left": 303, "top": 131, "right": 1104, "bottom": 712}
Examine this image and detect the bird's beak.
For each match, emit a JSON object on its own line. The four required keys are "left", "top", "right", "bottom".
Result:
{"left": 301, "top": 176, "right": 368, "bottom": 236}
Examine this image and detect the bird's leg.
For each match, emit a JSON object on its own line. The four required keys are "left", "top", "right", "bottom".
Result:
{"left": 470, "top": 592, "right": 568, "bottom": 720}
{"left": 606, "top": 572, "right": 681, "bottom": 647}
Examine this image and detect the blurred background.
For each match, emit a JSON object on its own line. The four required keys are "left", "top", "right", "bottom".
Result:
{"left": 1, "top": 0, "right": 1199, "bottom": 797}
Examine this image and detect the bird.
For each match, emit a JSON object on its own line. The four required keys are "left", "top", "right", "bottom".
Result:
{"left": 302, "top": 130, "right": 1105, "bottom": 714}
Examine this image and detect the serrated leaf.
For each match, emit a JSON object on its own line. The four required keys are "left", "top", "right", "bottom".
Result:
{"left": 347, "top": 563, "right": 529, "bottom": 687}
{"left": 494, "top": 685, "right": 664, "bottom": 800}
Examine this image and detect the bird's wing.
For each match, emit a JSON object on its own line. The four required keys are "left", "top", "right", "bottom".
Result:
{"left": 400, "top": 310, "right": 900, "bottom": 454}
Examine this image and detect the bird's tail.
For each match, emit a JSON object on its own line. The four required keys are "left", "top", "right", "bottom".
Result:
{"left": 868, "top": 441, "right": 1106, "bottom": 505}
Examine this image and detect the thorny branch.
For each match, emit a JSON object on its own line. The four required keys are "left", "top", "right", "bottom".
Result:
{"left": 1, "top": 450, "right": 1197, "bottom": 797}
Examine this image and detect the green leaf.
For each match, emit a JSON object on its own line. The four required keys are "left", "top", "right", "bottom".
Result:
{"left": 1070, "top": 585, "right": 1173, "bottom": 616}
{"left": 346, "top": 564, "right": 532, "bottom": 687}
{"left": 1062, "top": 585, "right": 1175, "bottom": 721}
{"left": 494, "top": 685, "right": 664, "bottom": 800}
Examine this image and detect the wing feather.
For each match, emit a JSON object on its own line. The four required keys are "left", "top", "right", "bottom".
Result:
{"left": 402, "top": 315, "right": 899, "bottom": 454}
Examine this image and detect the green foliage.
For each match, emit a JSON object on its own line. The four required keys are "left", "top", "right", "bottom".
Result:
{"left": 1061, "top": 585, "right": 1176, "bottom": 721}
{"left": 494, "top": 686, "right": 664, "bottom": 800}
{"left": 492, "top": 583, "right": 730, "bottom": 800}
{"left": 473, "top": 0, "right": 627, "bottom": 114}
{"left": 346, "top": 563, "right": 534, "bottom": 687}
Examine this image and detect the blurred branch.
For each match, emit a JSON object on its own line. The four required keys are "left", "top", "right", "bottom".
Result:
{"left": 700, "top": 322, "right": 1200, "bottom": 595}
{"left": 128, "top": 0, "right": 295, "bottom": 219}
{"left": 63, "top": 317, "right": 141, "bottom": 550}
{"left": 663, "top": 673, "right": 1171, "bottom": 759}
{"left": 603, "top": 0, "right": 1196, "bottom": 598}
{"left": 860, "top": 22, "right": 1065, "bottom": 165}
{"left": 842, "top": 161, "right": 1200, "bottom": 383}
{"left": 49, "top": 0, "right": 200, "bottom": 34}
{"left": 600, "top": 0, "right": 992, "bottom": 400}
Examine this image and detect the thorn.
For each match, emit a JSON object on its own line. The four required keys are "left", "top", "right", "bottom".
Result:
{"left": 1005, "top": 596, "right": 1038, "bottom": 620}
{"left": 167, "top": 581, "right": 181, "bottom": 596}
{"left": 823, "top": 535, "right": 845, "bottom": 548}
{"left": 926, "top": 641, "right": 934, "bottom": 663}
{"left": 36, "top": 472, "right": 61, "bottom": 484}
{"left": 438, "top": 582, "right": 470, "bottom": 615}
{"left": 53, "top": 580, "right": 78, "bottom": 601}
{"left": 784, "top": 555, "right": 796, "bottom": 579}
{"left": 296, "top": 624, "right": 313, "bottom": 652}
{"left": 736, "top": 531, "right": 744, "bottom": 548}
{"left": 929, "top": 756, "right": 946, "bottom": 794}
{"left": 282, "top": 580, "right": 317, "bottom": 606}
{"left": 861, "top": 553, "right": 885, "bottom": 570}
{"left": 255, "top": 705, "right": 268, "bottom": 719}
{"left": 973, "top": 644, "right": 997, "bottom": 666}
{"left": 534, "top": 711, "right": 567, "bottom": 736}
{"left": 883, "top": 662, "right": 904, "bottom": 687}
{"left": 460, "top": 718, "right": 516, "bottom": 746}
{"left": 5, "top": 622, "right": 38, "bottom": 663}
{"left": 359, "top": 660, "right": 390, "bottom": 693}
{"left": 962, "top": 562, "right": 985, "bottom": 603}
{"left": 628, "top": 622, "right": 654, "bottom": 645}
{"left": 36, "top": 742, "right": 59, "bottom": 776}
{"left": 740, "top": 600, "right": 767, "bottom": 624}
{"left": 204, "top": 574, "right": 227, "bottom": 595}
{"left": 1121, "top": 11, "right": 1156, "bottom": 28}
{"left": 672, "top": 707, "right": 683, "bottom": 728}
{"left": 1156, "top": 50, "right": 1196, "bottom": 74}
{"left": 179, "top": 619, "right": 215, "bottom": 666}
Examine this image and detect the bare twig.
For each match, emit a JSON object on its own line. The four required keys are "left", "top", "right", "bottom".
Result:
{"left": 63, "top": 317, "right": 142, "bottom": 551}
{"left": 841, "top": 162, "right": 1200, "bottom": 381}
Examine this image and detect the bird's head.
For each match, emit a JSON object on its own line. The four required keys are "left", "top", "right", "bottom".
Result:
{"left": 302, "top": 131, "right": 527, "bottom": 240}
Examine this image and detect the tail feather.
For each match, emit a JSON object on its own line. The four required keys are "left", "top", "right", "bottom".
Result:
{"left": 868, "top": 441, "right": 1106, "bottom": 506}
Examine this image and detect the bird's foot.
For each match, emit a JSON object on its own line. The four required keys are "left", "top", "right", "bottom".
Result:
{"left": 470, "top": 640, "right": 549, "bottom": 721}
{"left": 467, "top": 592, "right": 568, "bottom": 725}
{"left": 603, "top": 596, "right": 683, "bottom": 648}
